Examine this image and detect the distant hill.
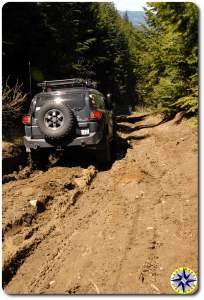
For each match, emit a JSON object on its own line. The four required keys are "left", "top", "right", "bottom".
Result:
{"left": 119, "top": 11, "right": 145, "bottom": 27}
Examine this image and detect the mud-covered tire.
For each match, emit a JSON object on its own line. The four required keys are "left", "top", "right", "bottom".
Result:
{"left": 37, "top": 101, "right": 74, "bottom": 141}
{"left": 28, "top": 149, "right": 49, "bottom": 170}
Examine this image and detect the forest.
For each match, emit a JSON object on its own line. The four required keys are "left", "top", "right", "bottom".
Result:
{"left": 2, "top": 2, "right": 198, "bottom": 121}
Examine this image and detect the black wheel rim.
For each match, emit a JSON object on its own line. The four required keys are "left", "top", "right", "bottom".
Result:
{"left": 44, "top": 109, "right": 64, "bottom": 130}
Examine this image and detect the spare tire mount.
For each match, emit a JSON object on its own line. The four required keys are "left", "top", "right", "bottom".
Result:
{"left": 37, "top": 100, "right": 74, "bottom": 141}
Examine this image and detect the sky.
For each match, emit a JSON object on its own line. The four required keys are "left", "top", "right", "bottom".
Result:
{"left": 113, "top": 0, "right": 147, "bottom": 11}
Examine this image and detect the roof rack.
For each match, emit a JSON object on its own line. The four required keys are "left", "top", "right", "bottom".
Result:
{"left": 37, "top": 78, "right": 97, "bottom": 91}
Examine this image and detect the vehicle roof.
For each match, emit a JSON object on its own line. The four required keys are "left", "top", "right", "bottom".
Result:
{"left": 35, "top": 87, "right": 102, "bottom": 98}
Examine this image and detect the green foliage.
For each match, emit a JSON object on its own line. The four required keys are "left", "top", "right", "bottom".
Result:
{"left": 174, "top": 95, "right": 198, "bottom": 114}
{"left": 137, "top": 2, "right": 198, "bottom": 116}
{"left": 2, "top": 2, "right": 138, "bottom": 105}
{"left": 174, "top": 73, "right": 198, "bottom": 114}
{"left": 2, "top": 2, "right": 198, "bottom": 115}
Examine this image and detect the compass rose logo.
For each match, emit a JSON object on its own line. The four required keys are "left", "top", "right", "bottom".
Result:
{"left": 170, "top": 267, "right": 197, "bottom": 294}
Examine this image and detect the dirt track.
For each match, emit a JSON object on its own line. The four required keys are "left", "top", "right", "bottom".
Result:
{"left": 2, "top": 113, "right": 198, "bottom": 294}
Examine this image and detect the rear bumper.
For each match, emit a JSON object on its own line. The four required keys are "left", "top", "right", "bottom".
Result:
{"left": 24, "top": 131, "right": 103, "bottom": 152}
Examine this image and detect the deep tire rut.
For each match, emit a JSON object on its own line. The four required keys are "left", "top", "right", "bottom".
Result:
{"left": 3, "top": 166, "right": 97, "bottom": 289}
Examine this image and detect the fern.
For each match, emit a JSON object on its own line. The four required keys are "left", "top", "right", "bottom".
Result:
{"left": 174, "top": 95, "right": 198, "bottom": 114}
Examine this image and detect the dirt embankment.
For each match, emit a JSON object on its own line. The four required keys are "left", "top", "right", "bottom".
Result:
{"left": 2, "top": 113, "right": 198, "bottom": 294}
{"left": 2, "top": 142, "right": 27, "bottom": 178}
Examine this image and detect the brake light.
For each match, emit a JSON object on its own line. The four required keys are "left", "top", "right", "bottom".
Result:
{"left": 22, "top": 115, "right": 31, "bottom": 125}
{"left": 90, "top": 111, "right": 102, "bottom": 120}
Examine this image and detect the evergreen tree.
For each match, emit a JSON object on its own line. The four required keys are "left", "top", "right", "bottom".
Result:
{"left": 137, "top": 2, "right": 198, "bottom": 115}
{"left": 2, "top": 2, "right": 198, "bottom": 115}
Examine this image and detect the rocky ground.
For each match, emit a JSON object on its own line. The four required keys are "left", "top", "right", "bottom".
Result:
{"left": 2, "top": 112, "right": 198, "bottom": 294}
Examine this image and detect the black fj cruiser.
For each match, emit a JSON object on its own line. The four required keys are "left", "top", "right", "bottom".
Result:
{"left": 22, "top": 78, "right": 115, "bottom": 166}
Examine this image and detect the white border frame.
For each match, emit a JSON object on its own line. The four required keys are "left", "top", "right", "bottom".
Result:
{"left": 0, "top": 0, "right": 202, "bottom": 299}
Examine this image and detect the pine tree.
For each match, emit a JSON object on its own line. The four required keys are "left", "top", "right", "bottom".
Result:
{"left": 136, "top": 2, "right": 198, "bottom": 115}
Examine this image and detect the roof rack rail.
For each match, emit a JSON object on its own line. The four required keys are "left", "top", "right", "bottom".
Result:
{"left": 37, "top": 78, "right": 97, "bottom": 90}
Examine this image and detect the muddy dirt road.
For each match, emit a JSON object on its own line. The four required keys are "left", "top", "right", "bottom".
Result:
{"left": 2, "top": 113, "right": 198, "bottom": 294}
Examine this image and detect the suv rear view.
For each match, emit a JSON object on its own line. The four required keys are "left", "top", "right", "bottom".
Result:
{"left": 22, "top": 78, "right": 114, "bottom": 167}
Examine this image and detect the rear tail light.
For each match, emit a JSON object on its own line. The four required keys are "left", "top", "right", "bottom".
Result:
{"left": 90, "top": 111, "right": 102, "bottom": 120}
{"left": 22, "top": 115, "right": 31, "bottom": 125}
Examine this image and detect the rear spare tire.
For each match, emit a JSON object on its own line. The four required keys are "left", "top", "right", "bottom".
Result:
{"left": 37, "top": 101, "right": 74, "bottom": 141}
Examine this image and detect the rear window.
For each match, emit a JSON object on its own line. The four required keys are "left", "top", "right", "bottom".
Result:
{"left": 36, "top": 92, "right": 85, "bottom": 108}
{"left": 61, "top": 93, "right": 85, "bottom": 108}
